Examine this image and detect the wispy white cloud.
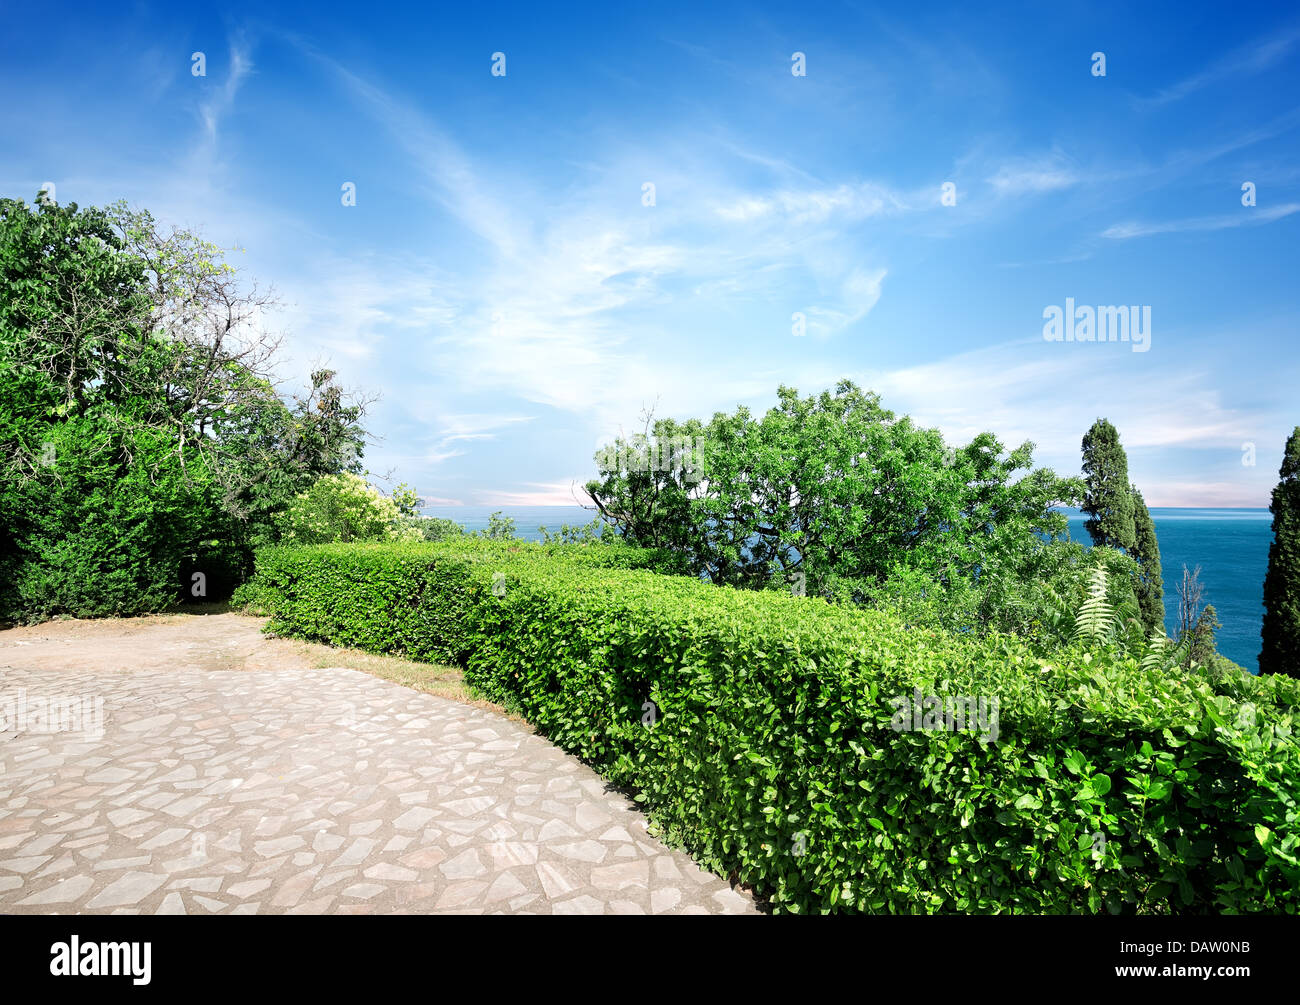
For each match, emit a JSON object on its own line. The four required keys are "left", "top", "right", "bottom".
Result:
{"left": 433, "top": 414, "right": 535, "bottom": 446}
{"left": 296, "top": 42, "right": 522, "bottom": 259}
{"left": 854, "top": 339, "right": 1279, "bottom": 506}
{"left": 713, "top": 182, "right": 908, "bottom": 223}
{"left": 479, "top": 481, "right": 595, "bottom": 507}
{"left": 803, "top": 268, "right": 887, "bottom": 335}
{"left": 267, "top": 49, "right": 895, "bottom": 440}
{"left": 986, "top": 152, "right": 1080, "bottom": 195}
{"left": 197, "top": 40, "right": 253, "bottom": 150}
{"left": 1102, "top": 202, "right": 1300, "bottom": 239}
{"left": 1141, "top": 25, "right": 1300, "bottom": 107}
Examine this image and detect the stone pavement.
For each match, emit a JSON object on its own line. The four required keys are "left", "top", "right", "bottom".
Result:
{"left": 0, "top": 664, "right": 758, "bottom": 915}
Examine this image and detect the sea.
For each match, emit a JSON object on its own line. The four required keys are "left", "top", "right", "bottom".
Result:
{"left": 1064, "top": 507, "right": 1273, "bottom": 673}
{"left": 422, "top": 504, "right": 1274, "bottom": 672}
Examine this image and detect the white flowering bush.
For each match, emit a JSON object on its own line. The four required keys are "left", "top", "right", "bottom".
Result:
{"left": 280, "top": 473, "right": 419, "bottom": 544}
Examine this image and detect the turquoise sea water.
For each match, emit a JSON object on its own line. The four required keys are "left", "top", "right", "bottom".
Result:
{"left": 1063, "top": 507, "right": 1272, "bottom": 672}
{"left": 423, "top": 504, "right": 1274, "bottom": 672}
{"left": 422, "top": 505, "right": 597, "bottom": 541}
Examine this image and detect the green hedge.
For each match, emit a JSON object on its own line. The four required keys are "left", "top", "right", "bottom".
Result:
{"left": 249, "top": 540, "right": 1300, "bottom": 914}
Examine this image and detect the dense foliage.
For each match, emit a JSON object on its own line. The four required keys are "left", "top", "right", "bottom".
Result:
{"left": 280, "top": 473, "right": 415, "bottom": 545}
{"left": 1131, "top": 486, "right": 1165, "bottom": 633}
{"left": 1080, "top": 419, "right": 1136, "bottom": 551}
{"left": 1080, "top": 419, "right": 1164, "bottom": 634}
{"left": 585, "top": 381, "right": 1087, "bottom": 628}
{"left": 0, "top": 195, "right": 368, "bottom": 621}
{"left": 1261, "top": 427, "right": 1300, "bottom": 678}
{"left": 247, "top": 540, "right": 1300, "bottom": 914}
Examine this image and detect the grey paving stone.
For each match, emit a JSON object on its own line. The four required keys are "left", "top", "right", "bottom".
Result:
{"left": 0, "top": 660, "right": 758, "bottom": 915}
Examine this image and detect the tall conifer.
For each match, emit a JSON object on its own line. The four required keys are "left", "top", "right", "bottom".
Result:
{"left": 1260, "top": 427, "right": 1300, "bottom": 677}
{"left": 1131, "top": 486, "right": 1165, "bottom": 633}
{"left": 1081, "top": 419, "right": 1136, "bottom": 550}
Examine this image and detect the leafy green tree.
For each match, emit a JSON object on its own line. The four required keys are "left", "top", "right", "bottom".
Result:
{"left": 400, "top": 515, "right": 466, "bottom": 542}
{"left": 586, "top": 381, "right": 1080, "bottom": 599}
{"left": 0, "top": 196, "right": 219, "bottom": 618}
{"left": 586, "top": 409, "right": 709, "bottom": 566}
{"left": 480, "top": 511, "right": 518, "bottom": 541}
{"left": 1130, "top": 486, "right": 1165, "bottom": 632}
{"left": 1079, "top": 420, "right": 1164, "bottom": 635}
{"left": 217, "top": 367, "right": 369, "bottom": 551}
{"left": 1080, "top": 419, "right": 1135, "bottom": 551}
{"left": 538, "top": 519, "right": 611, "bottom": 545}
{"left": 1189, "top": 604, "right": 1222, "bottom": 670}
{"left": 388, "top": 486, "right": 467, "bottom": 542}
{"left": 1260, "top": 427, "right": 1300, "bottom": 677}
{"left": 390, "top": 483, "right": 422, "bottom": 518}
{"left": 0, "top": 194, "right": 372, "bottom": 620}
{"left": 280, "top": 473, "right": 414, "bottom": 544}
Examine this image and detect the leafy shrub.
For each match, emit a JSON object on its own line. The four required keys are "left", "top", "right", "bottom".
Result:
{"left": 0, "top": 418, "right": 232, "bottom": 621}
{"left": 537, "top": 518, "right": 613, "bottom": 545}
{"left": 399, "top": 515, "right": 466, "bottom": 542}
{"left": 279, "top": 473, "right": 416, "bottom": 545}
{"left": 247, "top": 541, "right": 1300, "bottom": 914}
{"left": 478, "top": 510, "right": 517, "bottom": 541}
{"left": 585, "top": 381, "right": 1082, "bottom": 597}
{"left": 833, "top": 540, "right": 1142, "bottom": 654}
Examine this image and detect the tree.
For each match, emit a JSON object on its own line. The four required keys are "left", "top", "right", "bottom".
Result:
{"left": 586, "top": 381, "right": 1081, "bottom": 599}
{"left": 0, "top": 196, "right": 222, "bottom": 618}
{"left": 1175, "top": 564, "right": 1205, "bottom": 645}
{"left": 280, "top": 473, "right": 414, "bottom": 544}
{"left": 390, "top": 483, "right": 422, "bottom": 518}
{"left": 1173, "top": 564, "right": 1220, "bottom": 670}
{"left": 585, "top": 404, "right": 709, "bottom": 569}
{"left": 1189, "top": 604, "right": 1221, "bottom": 670}
{"left": 1260, "top": 426, "right": 1300, "bottom": 677}
{"left": 538, "top": 519, "right": 611, "bottom": 545}
{"left": 480, "top": 511, "right": 518, "bottom": 541}
{"left": 0, "top": 194, "right": 372, "bottom": 619}
{"left": 1130, "top": 486, "right": 1165, "bottom": 632}
{"left": 1080, "top": 419, "right": 1135, "bottom": 551}
{"left": 400, "top": 515, "right": 465, "bottom": 542}
{"left": 220, "top": 367, "right": 370, "bottom": 548}
{"left": 1079, "top": 420, "right": 1164, "bottom": 635}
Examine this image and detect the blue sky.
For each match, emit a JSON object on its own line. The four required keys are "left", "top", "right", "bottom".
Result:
{"left": 3, "top": 0, "right": 1298, "bottom": 506}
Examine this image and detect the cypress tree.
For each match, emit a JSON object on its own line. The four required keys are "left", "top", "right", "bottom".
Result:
{"left": 1131, "top": 486, "right": 1165, "bottom": 633}
{"left": 1260, "top": 426, "right": 1300, "bottom": 677}
{"left": 1081, "top": 419, "right": 1136, "bottom": 551}
{"left": 1189, "top": 604, "right": 1221, "bottom": 671}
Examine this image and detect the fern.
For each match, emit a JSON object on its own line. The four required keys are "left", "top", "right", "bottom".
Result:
{"left": 1136, "top": 627, "right": 1192, "bottom": 673}
{"left": 1168, "top": 634, "right": 1194, "bottom": 674}
{"left": 1139, "top": 628, "right": 1173, "bottom": 671}
{"left": 1074, "top": 565, "right": 1116, "bottom": 643}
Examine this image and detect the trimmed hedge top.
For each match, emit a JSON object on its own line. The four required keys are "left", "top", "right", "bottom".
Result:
{"left": 248, "top": 540, "right": 1300, "bottom": 913}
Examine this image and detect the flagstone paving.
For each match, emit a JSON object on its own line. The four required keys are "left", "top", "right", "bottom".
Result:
{"left": 0, "top": 655, "right": 758, "bottom": 915}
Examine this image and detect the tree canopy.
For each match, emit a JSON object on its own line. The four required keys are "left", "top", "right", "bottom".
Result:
{"left": 1260, "top": 426, "right": 1300, "bottom": 677}
{"left": 0, "top": 195, "right": 370, "bottom": 620}
{"left": 585, "top": 380, "right": 1082, "bottom": 610}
